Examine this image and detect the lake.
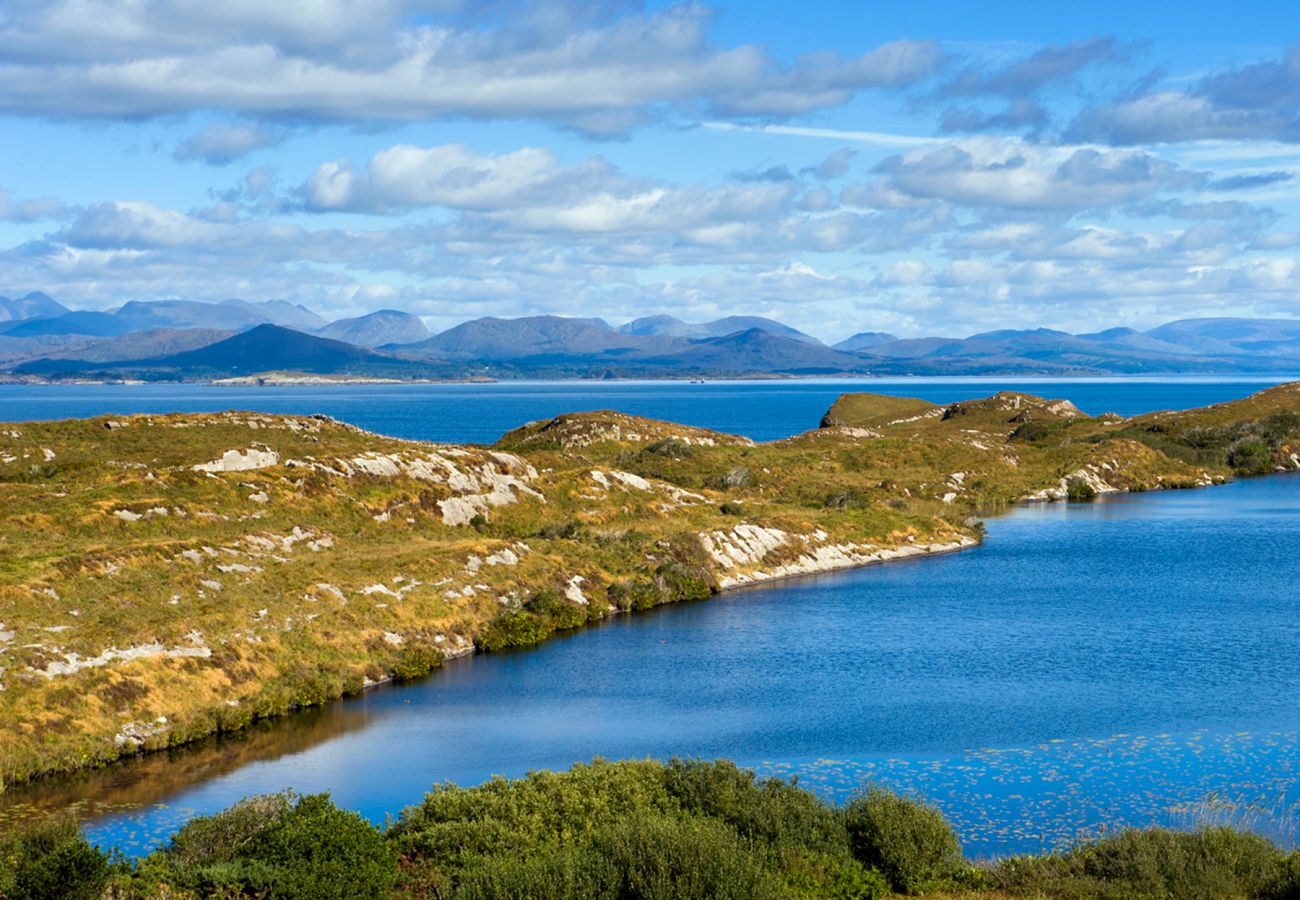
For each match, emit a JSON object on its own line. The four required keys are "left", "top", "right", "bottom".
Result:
{"left": 1, "top": 378, "right": 1297, "bottom": 859}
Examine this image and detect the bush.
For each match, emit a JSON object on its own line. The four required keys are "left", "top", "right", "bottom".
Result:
{"left": 994, "top": 826, "right": 1291, "bottom": 900}
{"left": 1066, "top": 477, "right": 1099, "bottom": 502}
{"left": 0, "top": 817, "right": 110, "bottom": 900}
{"left": 1227, "top": 439, "right": 1273, "bottom": 474}
{"left": 142, "top": 792, "right": 396, "bottom": 899}
{"left": 1010, "top": 421, "right": 1051, "bottom": 442}
{"left": 455, "top": 814, "right": 783, "bottom": 900}
{"left": 642, "top": 438, "right": 695, "bottom": 460}
{"left": 843, "top": 787, "right": 964, "bottom": 894}
{"left": 476, "top": 612, "right": 551, "bottom": 651}
{"left": 720, "top": 500, "right": 745, "bottom": 516}
{"left": 823, "top": 490, "right": 866, "bottom": 510}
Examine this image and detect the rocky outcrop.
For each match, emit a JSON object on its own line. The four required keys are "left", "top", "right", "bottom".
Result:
{"left": 698, "top": 524, "right": 978, "bottom": 589}
{"left": 193, "top": 447, "right": 280, "bottom": 473}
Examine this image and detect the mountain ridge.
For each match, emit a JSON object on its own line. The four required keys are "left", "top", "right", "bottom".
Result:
{"left": 1, "top": 292, "right": 1299, "bottom": 380}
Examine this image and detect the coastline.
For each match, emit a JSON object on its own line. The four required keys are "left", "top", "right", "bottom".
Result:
{"left": 3, "top": 383, "right": 1298, "bottom": 797}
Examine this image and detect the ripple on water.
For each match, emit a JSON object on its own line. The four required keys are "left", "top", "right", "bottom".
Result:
{"left": 753, "top": 728, "right": 1300, "bottom": 858}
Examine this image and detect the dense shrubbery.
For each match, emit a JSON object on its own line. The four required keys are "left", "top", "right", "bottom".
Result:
{"left": 1135, "top": 411, "right": 1300, "bottom": 473}
{"left": 6, "top": 759, "right": 1300, "bottom": 899}
{"left": 844, "top": 787, "right": 968, "bottom": 894}
{"left": 0, "top": 816, "right": 112, "bottom": 900}
{"left": 992, "top": 826, "right": 1300, "bottom": 899}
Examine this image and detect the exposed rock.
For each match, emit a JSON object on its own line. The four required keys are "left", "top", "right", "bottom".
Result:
{"left": 193, "top": 447, "right": 280, "bottom": 473}
{"left": 698, "top": 524, "right": 789, "bottom": 567}
{"left": 34, "top": 634, "right": 211, "bottom": 678}
{"left": 564, "top": 575, "right": 588, "bottom": 605}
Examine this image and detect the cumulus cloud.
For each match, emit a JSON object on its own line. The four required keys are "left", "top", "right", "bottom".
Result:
{"left": 0, "top": 1, "right": 943, "bottom": 134}
{"left": 1068, "top": 46, "right": 1300, "bottom": 144}
{"left": 803, "top": 148, "right": 857, "bottom": 180}
{"left": 869, "top": 138, "right": 1203, "bottom": 210}
{"left": 941, "top": 36, "right": 1136, "bottom": 98}
{"left": 0, "top": 189, "right": 72, "bottom": 222}
{"left": 298, "top": 143, "right": 797, "bottom": 238}
{"left": 174, "top": 122, "right": 285, "bottom": 165}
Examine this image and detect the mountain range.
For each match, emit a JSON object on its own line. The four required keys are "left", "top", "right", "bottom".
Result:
{"left": 1, "top": 292, "right": 1299, "bottom": 381}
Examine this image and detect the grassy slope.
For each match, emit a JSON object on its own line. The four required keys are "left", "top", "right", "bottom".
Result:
{"left": 1, "top": 385, "right": 1298, "bottom": 789}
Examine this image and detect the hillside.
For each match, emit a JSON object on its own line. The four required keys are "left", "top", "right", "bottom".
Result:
{"left": 0, "top": 383, "right": 1297, "bottom": 788}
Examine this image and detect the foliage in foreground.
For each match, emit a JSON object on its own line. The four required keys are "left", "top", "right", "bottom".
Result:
{"left": 4, "top": 759, "right": 1300, "bottom": 898}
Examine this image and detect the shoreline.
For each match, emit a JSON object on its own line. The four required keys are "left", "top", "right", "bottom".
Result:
{"left": 0, "top": 529, "right": 985, "bottom": 800}
{"left": 3, "top": 383, "right": 1297, "bottom": 806}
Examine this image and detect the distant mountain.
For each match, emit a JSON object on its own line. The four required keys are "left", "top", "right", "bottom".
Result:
{"left": 407, "top": 315, "right": 661, "bottom": 360}
{"left": 641, "top": 328, "right": 864, "bottom": 374}
{"left": 16, "top": 324, "right": 435, "bottom": 379}
{"left": 222, "top": 299, "right": 327, "bottom": 331}
{"left": 618, "top": 314, "right": 822, "bottom": 345}
{"left": 0, "top": 292, "right": 68, "bottom": 323}
{"left": 318, "top": 310, "right": 431, "bottom": 347}
{"left": 1145, "top": 318, "right": 1300, "bottom": 357}
{"left": 833, "top": 331, "right": 898, "bottom": 352}
{"left": 0, "top": 310, "right": 130, "bottom": 337}
{"left": 5, "top": 296, "right": 1300, "bottom": 380}
{"left": 25, "top": 328, "right": 234, "bottom": 364}
{"left": 112, "top": 299, "right": 287, "bottom": 332}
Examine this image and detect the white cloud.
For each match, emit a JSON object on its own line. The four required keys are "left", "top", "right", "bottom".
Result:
{"left": 0, "top": 2, "right": 943, "bottom": 133}
{"left": 174, "top": 122, "right": 285, "bottom": 165}
{"left": 873, "top": 137, "right": 1203, "bottom": 209}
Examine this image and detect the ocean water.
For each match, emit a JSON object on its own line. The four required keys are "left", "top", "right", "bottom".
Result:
{"left": 0, "top": 376, "right": 1295, "bottom": 443}
{"left": 1, "top": 379, "right": 1298, "bottom": 858}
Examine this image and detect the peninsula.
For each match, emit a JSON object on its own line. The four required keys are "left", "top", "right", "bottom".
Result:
{"left": 1, "top": 383, "right": 1298, "bottom": 789}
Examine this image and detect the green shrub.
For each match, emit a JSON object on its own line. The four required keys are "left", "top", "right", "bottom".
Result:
{"left": 454, "top": 814, "right": 782, "bottom": 900}
{"left": 387, "top": 760, "right": 676, "bottom": 866}
{"left": 1010, "top": 421, "right": 1052, "bottom": 442}
{"left": 823, "top": 489, "right": 866, "bottom": 509}
{"left": 1227, "top": 439, "right": 1273, "bottom": 474}
{"left": 994, "top": 826, "right": 1290, "bottom": 900}
{"left": 1066, "top": 476, "right": 1099, "bottom": 502}
{"left": 476, "top": 612, "right": 551, "bottom": 651}
{"left": 0, "top": 816, "right": 110, "bottom": 900}
{"left": 643, "top": 438, "right": 695, "bottom": 460}
{"left": 663, "top": 758, "right": 848, "bottom": 860}
{"left": 142, "top": 792, "right": 396, "bottom": 899}
{"left": 843, "top": 786, "right": 964, "bottom": 894}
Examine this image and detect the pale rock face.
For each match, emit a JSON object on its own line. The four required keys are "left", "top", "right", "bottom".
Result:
{"left": 115, "top": 717, "right": 170, "bottom": 749}
{"left": 1022, "top": 466, "right": 1120, "bottom": 502}
{"left": 564, "top": 575, "right": 588, "bottom": 605}
{"left": 113, "top": 509, "right": 142, "bottom": 521}
{"left": 704, "top": 533, "right": 979, "bottom": 589}
{"left": 591, "top": 469, "right": 652, "bottom": 491}
{"left": 193, "top": 447, "right": 280, "bottom": 473}
{"left": 698, "top": 524, "right": 790, "bottom": 568}
{"left": 34, "top": 634, "right": 212, "bottom": 678}
{"left": 284, "top": 446, "right": 544, "bottom": 527}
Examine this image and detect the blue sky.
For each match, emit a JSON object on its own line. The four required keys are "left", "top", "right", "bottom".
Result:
{"left": 0, "top": 1, "right": 1297, "bottom": 341}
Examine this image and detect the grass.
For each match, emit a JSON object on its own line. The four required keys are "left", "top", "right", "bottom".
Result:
{"left": 0, "top": 385, "right": 1297, "bottom": 789}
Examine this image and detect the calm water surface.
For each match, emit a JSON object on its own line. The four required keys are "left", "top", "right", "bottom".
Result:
{"left": 0, "top": 377, "right": 1295, "bottom": 442}
{"left": 2, "top": 379, "right": 1298, "bottom": 858}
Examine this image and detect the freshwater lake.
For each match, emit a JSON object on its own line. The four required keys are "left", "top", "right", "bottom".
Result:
{"left": 2, "top": 377, "right": 1298, "bottom": 859}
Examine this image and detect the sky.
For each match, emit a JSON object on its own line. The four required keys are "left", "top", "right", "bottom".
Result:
{"left": 0, "top": 0, "right": 1298, "bottom": 342}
